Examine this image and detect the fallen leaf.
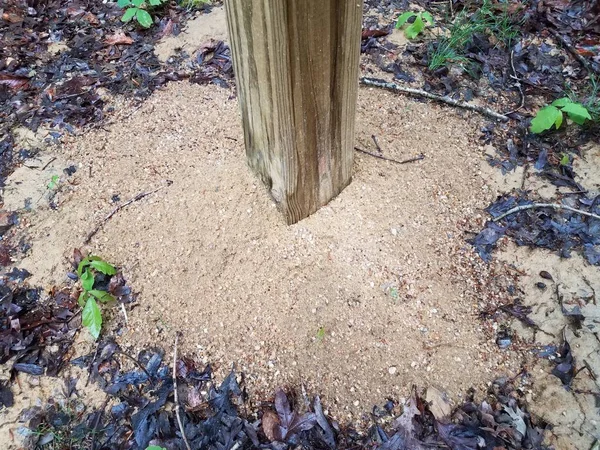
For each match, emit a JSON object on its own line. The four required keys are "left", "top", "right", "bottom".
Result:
{"left": 105, "top": 31, "right": 134, "bottom": 46}
{"left": 262, "top": 410, "right": 281, "bottom": 442}
{"left": 0, "top": 73, "right": 29, "bottom": 90}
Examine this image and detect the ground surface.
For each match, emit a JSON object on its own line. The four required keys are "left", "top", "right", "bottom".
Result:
{"left": 1, "top": 4, "right": 599, "bottom": 450}
{"left": 10, "top": 81, "right": 524, "bottom": 421}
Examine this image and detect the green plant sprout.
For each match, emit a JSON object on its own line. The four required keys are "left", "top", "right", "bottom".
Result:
{"left": 530, "top": 97, "right": 592, "bottom": 134}
{"left": 316, "top": 327, "right": 325, "bottom": 342}
{"left": 146, "top": 446, "right": 167, "bottom": 450}
{"left": 77, "top": 255, "right": 117, "bottom": 339}
{"left": 118, "top": 0, "right": 165, "bottom": 28}
{"left": 47, "top": 174, "right": 60, "bottom": 190}
{"left": 428, "top": 0, "right": 521, "bottom": 71}
{"left": 395, "top": 11, "right": 434, "bottom": 39}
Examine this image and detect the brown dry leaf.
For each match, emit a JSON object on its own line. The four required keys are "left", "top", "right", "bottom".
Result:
{"left": 82, "top": 11, "right": 99, "bottom": 25}
{"left": 261, "top": 410, "right": 281, "bottom": 442}
{"left": 187, "top": 386, "right": 203, "bottom": 409}
{"left": 1, "top": 11, "right": 23, "bottom": 23}
{"left": 105, "top": 31, "right": 134, "bottom": 46}
{"left": 159, "top": 19, "right": 174, "bottom": 38}
{"left": 0, "top": 73, "right": 29, "bottom": 90}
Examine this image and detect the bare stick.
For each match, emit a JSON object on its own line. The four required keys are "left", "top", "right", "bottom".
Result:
{"left": 493, "top": 203, "right": 600, "bottom": 222}
{"left": 41, "top": 156, "right": 57, "bottom": 171}
{"left": 360, "top": 77, "right": 509, "bottom": 122}
{"left": 173, "top": 333, "right": 192, "bottom": 450}
{"left": 120, "top": 303, "right": 129, "bottom": 326}
{"left": 504, "top": 50, "right": 525, "bottom": 115}
{"left": 549, "top": 29, "right": 599, "bottom": 75}
{"left": 371, "top": 135, "right": 383, "bottom": 153}
{"left": 355, "top": 147, "right": 425, "bottom": 165}
{"left": 84, "top": 182, "right": 171, "bottom": 244}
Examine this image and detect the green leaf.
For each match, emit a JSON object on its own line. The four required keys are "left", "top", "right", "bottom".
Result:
{"left": 132, "top": 0, "right": 145, "bottom": 6}
{"left": 77, "top": 256, "right": 102, "bottom": 277}
{"left": 560, "top": 153, "right": 570, "bottom": 166}
{"left": 561, "top": 102, "right": 592, "bottom": 125}
{"left": 554, "top": 110, "right": 563, "bottom": 129}
{"left": 396, "top": 12, "right": 415, "bottom": 29}
{"left": 82, "top": 297, "right": 102, "bottom": 340}
{"left": 421, "top": 11, "right": 434, "bottom": 25}
{"left": 148, "top": 0, "right": 162, "bottom": 5}
{"left": 136, "top": 9, "right": 153, "bottom": 27}
{"left": 78, "top": 291, "right": 87, "bottom": 308}
{"left": 146, "top": 446, "right": 167, "bottom": 450}
{"left": 121, "top": 7, "right": 138, "bottom": 22}
{"left": 81, "top": 269, "right": 94, "bottom": 291}
{"left": 551, "top": 97, "right": 572, "bottom": 108}
{"left": 117, "top": 0, "right": 131, "bottom": 7}
{"left": 405, "top": 15, "right": 425, "bottom": 39}
{"left": 530, "top": 105, "right": 562, "bottom": 133}
{"left": 90, "top": 260, "right": 117, "bottom": 275}
{"left": 89, "top": 290, "right": 115, "bottom": 303}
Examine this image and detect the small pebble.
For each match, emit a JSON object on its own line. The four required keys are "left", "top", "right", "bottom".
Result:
{"left": 535, "top": 282, "right": 547, "bottom": 290}
{"left": 388, "top": 366, "right": 397, "bottom": 375}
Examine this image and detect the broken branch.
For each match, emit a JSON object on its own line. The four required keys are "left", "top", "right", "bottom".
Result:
{"left": 355, "top": 147, "right": 425, "bottom": 165}
{"left": 84, "top": 181, "right": 172, "bottom": 244}
{"left": 493, "top": 203, "right": 600, "bottom": 222}
{"left": 360, "top": 77, "right": 509, "bottom": 122}
{"left": 549, "top": 29, "right": 599, "bottom": 75}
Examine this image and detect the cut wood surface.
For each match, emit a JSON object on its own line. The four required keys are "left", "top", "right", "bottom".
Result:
{"left": 225, "top": 0, "right": 363, "bottom": 224}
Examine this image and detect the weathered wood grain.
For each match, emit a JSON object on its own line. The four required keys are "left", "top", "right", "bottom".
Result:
{"left": 225, "top": 0, "right": 363, "bottom": 224}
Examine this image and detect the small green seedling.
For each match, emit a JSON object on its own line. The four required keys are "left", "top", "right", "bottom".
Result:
{"left": 118, "top": 0, "right": 164, "bottom": 28}
{"left": 396, "top": 11, "right": 434, "bottom": 39}
{"left": 77, "top": 256, "right": 117, "bottom": 339}
{"left": 530, "top": 97, "right": 592, "bottom": 134}
{"left": 47, "top": 175, "right": 60, "bottom": 190}
{"left": 316, "top": 327, "right": 325, "bottom": 342}
{"left": 146, "top": 446, "right": 167, "bottom": 450}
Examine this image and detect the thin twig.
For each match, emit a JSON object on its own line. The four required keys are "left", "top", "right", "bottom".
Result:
{"left": 173, "top": 333, "right": 192, "bottom": 450}
{"left": 86, "top": 341, "right": 101, "bottom": 387}
{"left": 360, "top": 77, "right": 509, "bottom": 122}
{"left": 90, "top": 396, "right": 110, "bottom": 450}
{"left": 41, "top": 156, "right": 57, "bottom": 171}
{"left": 355, "top": 147, "right": 425, "bottom": 165}
{"left": 493, "top": 203, "right": 600, "bottom": 222}
{"left": 114, "top": 351, "right": 152, "bottom": 381}
{"left": 504, "top": 50, "right": 525, "bottom": 115}
{"left": 548, "top": 28, "right": 599, "bottom": 75}
{"left": 120, "top": 303, "right": 129, "bottom": 326}
{"left": 371, "top": 135, "right": 383, "bottom": 153}
{"left": 84, "top": 181, "right": 171, "bottom": 244}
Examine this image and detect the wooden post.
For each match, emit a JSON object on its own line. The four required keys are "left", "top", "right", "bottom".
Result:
{"left": 225, "top": 0, "right": 363, "bottom": 224}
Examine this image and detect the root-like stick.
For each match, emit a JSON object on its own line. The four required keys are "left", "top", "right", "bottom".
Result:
{"left": 360, "top": 77, "right": 509, "bottom": 122}
{"left": 504, "top": 50, "right": 525, "bottom": 115}
{"left": 549, "top": 29, "right": 599, "bottom": 75}
{"left": 173, "top": 333, "right": 192, "bottom": 450}
{"left": 493, "top": 203, "right": 600, "bottom": 222}
{"left": 84, "top": 181, "right": 171, "bottom": 244}
{"left": 355, "top": 147, "right": 425, "bottom": 165}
